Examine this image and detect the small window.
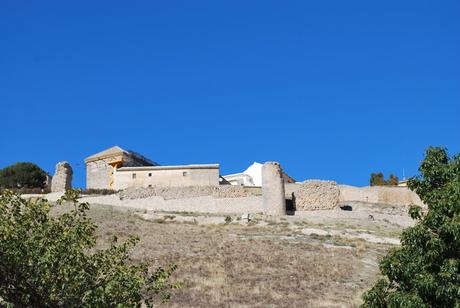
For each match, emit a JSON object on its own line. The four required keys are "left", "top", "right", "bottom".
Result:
{"left": 132, "top": 173, "right": 136, "bottom": 179}
{"left": 148, "top": 173, "right": 152, "bottom": 177}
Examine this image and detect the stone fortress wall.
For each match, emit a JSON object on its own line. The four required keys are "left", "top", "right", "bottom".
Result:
{"left": 38, "top": 178, "right": 424, "bottom": 216}
{"left": 81, "top": 194, "right": 264, "bottom": 214}
{"left": 54, "top": 185, "right": 264, "bottom": 215}
{"left": 119, "top": 185, "right": 261, "bottom": 200}
{"left": 290, "top": 180, "right": 340, "bottom": 210}
{"left": 39, "top": 180, "right": 423, "bottom": 216}
{"left": 49, "top": 147, "right": 425, "bottom": 214}
{"left": 77, "top": 179, "right": 423, "bottom": 215}
{"left": 286, "top": 181, "right": 424, "bottom": 211}
{"left": 83, "top": 147, "right": 423, "bottom": 212}
{"left": 338, "top": 184, "right": 424, "bottom": 207}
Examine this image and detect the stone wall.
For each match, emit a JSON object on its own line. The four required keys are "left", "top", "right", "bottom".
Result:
{"left": 285, "top": 183, "right": 302, "bottom": 198}
{"left": 86, "top": 159, "right": 113, "bottom": 190}
{"left": 80, "top": 194, "right": 264, "bottom": 214}
{"left": 286, "top": 182, "right": 424, "bottom": 209}
{"left": 338, "top": 185, "right": 424, "bottom": 207}
{"left": 83, "top": 175, "right": 425, "bottom": 213}
{"left": 119, "top": 185, "right": 262, "bottom": 200}
{"left": 293, "top": 180, "right": 340, "bottom": 210}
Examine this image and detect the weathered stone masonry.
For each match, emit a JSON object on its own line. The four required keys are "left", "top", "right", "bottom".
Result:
{"left": 85, "top": 146, "right": 157, "bottom": 190}
{"left": 51, "top": 161, "right": 73, "bottom": 192}
{"left": 262, "top": 162, "right": 286, "bottom": 216}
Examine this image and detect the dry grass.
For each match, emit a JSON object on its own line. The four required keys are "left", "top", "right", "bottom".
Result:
{"left": 52, "top": 203, "right": 389, "bottom": 307}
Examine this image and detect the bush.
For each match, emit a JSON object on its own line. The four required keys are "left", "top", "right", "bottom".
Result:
{"left": 225, "top": 216, "right": 232, "bottom": 224}
{"left": 0, "top": 162, "right": 47, "bottom": 189}
{"left": 0, "top": 187, "right": 51, "bottom": 195}
{"left": 362, "top": 147, "right": 460, "bottom": 307}
{"left": 0, "top": 189, "right": 179, "bottom": 307}
{"left": 79, "top": 188, "right": 118, "bottom": 195}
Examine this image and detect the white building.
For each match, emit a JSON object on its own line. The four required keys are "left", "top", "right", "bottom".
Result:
{"left": 223, "top": 162, "right": 296, "bottom": 187}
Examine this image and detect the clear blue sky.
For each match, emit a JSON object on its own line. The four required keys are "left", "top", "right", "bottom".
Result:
{"left": 1, "top": 1, "right": 459, "bottom": 188}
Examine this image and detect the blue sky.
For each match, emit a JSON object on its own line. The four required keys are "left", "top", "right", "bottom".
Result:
{"left": 1, "top": 1, "right": 459, "bottom": 188}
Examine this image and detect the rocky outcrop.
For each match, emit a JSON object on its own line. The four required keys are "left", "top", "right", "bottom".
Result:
{"left": 51, "top": 161, "right": 73, "bottom": 192}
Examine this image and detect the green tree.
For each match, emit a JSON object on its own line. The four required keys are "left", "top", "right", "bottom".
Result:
{"left": 0, "top": 189, "right": 178, "bottom": 307}
{"left": 362, "top": 147, "right": 460, "bottom": 307}
{"left": 370, "top": 172, "right": 385, "bottom": 186}
{"left": 370, "top": 172, "right": 399, "bottom": 186}
{"left": 0, "top": 162, "right": 47, "bottom": 189}
{"left": 387, "top": 174, "right": 399, "bottom": 186}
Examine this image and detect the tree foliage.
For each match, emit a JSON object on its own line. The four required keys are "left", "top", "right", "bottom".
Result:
{"left": 0, "top": 189, "right": 178, "bottom": 307}
{"left": 362, "top": 147, "right": 460, "bottom": 307}
{"left": 370, "top": 172, "right": 399, "bottom": 186}
{"left": 0, "top": 162, "right": 47, "bottom": 189}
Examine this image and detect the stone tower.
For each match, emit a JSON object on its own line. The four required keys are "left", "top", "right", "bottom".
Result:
{"left": 51, "top": 161, "right": 73, "bottom": 192}
{"left": 262, "top": 161, "right": 286, "bottom": 216}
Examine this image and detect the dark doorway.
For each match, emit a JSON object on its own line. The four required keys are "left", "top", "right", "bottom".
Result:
{"left": 286, "top": 193, "right": 296, "bottom": 215}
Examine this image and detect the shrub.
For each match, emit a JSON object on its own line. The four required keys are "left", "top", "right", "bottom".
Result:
{"left": 79, "top": 188, "right": 118, "bottom": 195}
{"left": 0, "top": 187, "right": 51, "bottom": 195}
{"left": 362, "top": 147, "right": 460, "bottom": 307}
{"left": 0, "top": 189, "right": 179, "bottom": 307}
{"left": 0, "top": 162, "right": 47, "bottom": 189}
{"left": 387, "top": 174, "right": 399, "bottom": 186}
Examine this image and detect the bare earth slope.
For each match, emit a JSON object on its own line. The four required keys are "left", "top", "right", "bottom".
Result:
{"left": 49, "top": 200, "right": 410, "bottom": 307}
